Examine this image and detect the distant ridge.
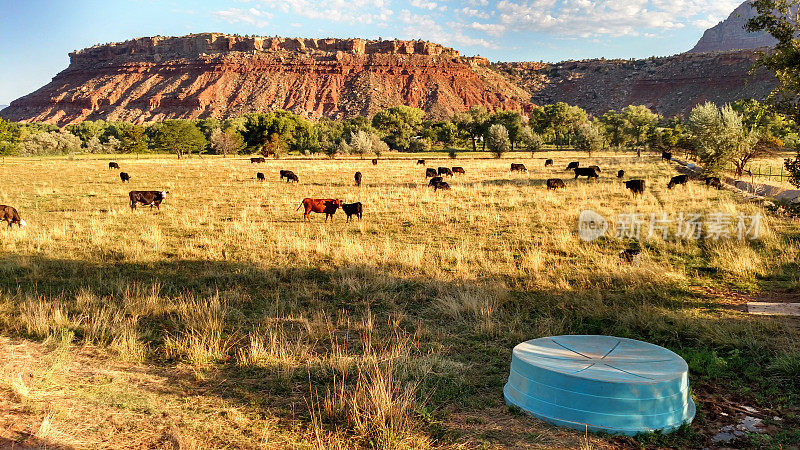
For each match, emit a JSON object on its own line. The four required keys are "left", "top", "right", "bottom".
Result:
{"left": 689, "top": 1, "right": 776, "bottom": 53}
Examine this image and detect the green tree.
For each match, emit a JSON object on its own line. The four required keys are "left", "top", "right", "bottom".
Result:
{"left": 120, "top": 125, "right": 148, "bottom": 158}
{"left": 371, "top": 106, "right": 425, "bottom": 150}
{"left": 153, "top": 120, "right": 207, "bottom": 159}
{"left": 622, "top": 105, "right": 659, "bottom": 154}
{"left": 454, "top": 106, "right": 490, "bottom": 152}
{"left": 688, "top": 102, "right": 760, "bottom": 175}
{"left": 435, "top": 121, "right": 460, "bottom": 147}
{"left": 487, "top": 124, "right": 510, "bottom": 158}
{"left": 573, "top": 122, "right": 603, "bottom": 155}
{"left": 785, "top": 146, "right": 800, "bottom": 188}
{"left": 533, "top": 103, "right": 587, "bottom": 149}
{"left": 518, "top": 125, "right": 543, "bottom": 156}
{"left": 598, "top": 111, "right": 627, "bottom": 147}
{"left": 492, "top": 110, "right": 524, "bottom": 151}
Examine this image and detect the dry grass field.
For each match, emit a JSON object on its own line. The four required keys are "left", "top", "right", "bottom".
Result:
{"left": 0, "top": 151, "right": 798, "bottom": 448}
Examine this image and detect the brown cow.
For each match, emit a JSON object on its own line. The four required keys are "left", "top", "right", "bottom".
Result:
{"left": 433, "top": 181, "right": 450, "bottom": 191}
{"left": 452, "top": 167, "right": 465, "bottom": 175}
{"left": 354, "top": 171, "right": 362, "bottom": 186}
{"left": 0, "top": 205, "right": 26, "bottom": 228}
{"left": 296, "top": 198, "right": 342, "bottom": 222}
{"left": 109, "top": 161, "right": 120, "bottom": 169}
{"left": 546, "top": 178, "right": 565, "bottom": 190}
{"left": 417, "top": 159, "right": 426, "bottom": 165}
{"left": 372, "top": 158, "right": 378, "bottom": 165}
{"left": 251, "top": 157, "right": 266, "bottom": 163}
{"left": 425, "top": 168, "right": 437, "bottom": 178}
{"left": 129, "top": 191, "right": 168, "bottom": 210}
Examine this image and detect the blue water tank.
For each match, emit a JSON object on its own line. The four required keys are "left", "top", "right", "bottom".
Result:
{"left": 504, "top": 335, "right": 695, "bottom": 435}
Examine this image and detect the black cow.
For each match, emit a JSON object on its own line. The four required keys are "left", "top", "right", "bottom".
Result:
{"left": 566, "top": 161, "right": 579, "bottom": 170}
{"left": 251, "top": 157, "right": 266, "bottom": 163}
{"left": 452, "top": 167, "right": 465, "bottom": 175}
{"left": 705, "top": 176, "right": 722, "bottom": 189}
{"left": 129, "top": 190, "right": 168, "bottom": 210}
{"left": 619, "top": 248, "right": 641, "bottom": 262}
{"left": 433, "top": 181, "right": 450, "bottom": 191}
{"left": 662, "top": 151, "right": 672, "bottom": 161}
{"left": 257, "top": 172, "right": 265, "bottom": 181}
{"left": 574, "top": 167, "right": 598, "bottom": 179}
{"left": 120, "top": 172, "right": 130, "bottom": 182}
{"left": 280, "top": 170, "right": 295, "bottom": 180}
{"left": 544, "top": 159, "right": 553, "bottom": 167}
{"left": 342, "top": 202, "right": 363, "bottom": 222}
{"left": 372, "top": 158, "right": 378, "bottom": 165}
{"left": 354, "top": 171, "right": 362, "bottom": 186}
{"left": 546, "top": 178, "right": 565, "bottom": 190}
{"left": 425, "top": 168, "right": 437, "bottom": 178}
{"left": 285, "top": 173, "right": 299, "bottom": 183}
{"left": 0, "top": 205, "right": 25, "bottom": 228}
{"left": 109, "top": 161, "right": 120, "bottom": 169}
{"left": 438, "top": 167, "right": 453, "bottom": 177}
{"left": 667, "top": 175, "right": 688, "bottom": 189}
{"left": 588, "top": 165, "right": 601, "bottom": 174}
{"left": 510, "top": 163, "right": 527, "bottom": 172}
{"left": 429, "top": 176, "right": 443, "bottom": 187}
{"left": 417, "top": 159, "right": 426, "bottom": 165}
{"left": 625, "top": 179, "right": 646, "bottom": 196}
{"left": 617, "top": 169, "right": 625, "bottom": 178}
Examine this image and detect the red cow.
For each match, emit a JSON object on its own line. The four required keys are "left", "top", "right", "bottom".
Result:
{"left": 296, "top": 198, "right": 342, "bottom": 222}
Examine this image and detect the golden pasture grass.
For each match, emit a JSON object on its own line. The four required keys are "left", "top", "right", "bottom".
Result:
{"left": 0, "top": 151, "right": 797, "bottom": 448}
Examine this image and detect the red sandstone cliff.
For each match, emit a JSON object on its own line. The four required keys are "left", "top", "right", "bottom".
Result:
{"left": 1, "top": 33, "right": 530, "bottom": 126}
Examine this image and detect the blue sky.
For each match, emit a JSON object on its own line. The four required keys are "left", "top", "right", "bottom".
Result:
{"left": 0, "top": 0, "right": 742, "bottom": 105}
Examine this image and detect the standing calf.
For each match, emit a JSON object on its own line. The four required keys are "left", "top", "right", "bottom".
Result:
{"left": 342, "top": 202, "right": 363, "bottom": 222}
{"left": 417, "top": 159, "right": 426, "bottom": 165}
{"left": 546, "top": 178, "right": 565, "bottom": 190}
{"left": 372, "top": 158, "right": 378, "bottom": 165}
{"left": 510, "top": 163, "right": 527, "bottom": 172}
{"left": 617, "top": 170, "right": 625, "bottom": 178}
{"left": 257, "top": 172, "right": 265, "bottom": 181}
{"left": 425, "top": 168, "right": 437, "bottom": 178}
{"left": 452, "top": 167, "right": 465, "bottom": 175}
{"left": 544, "top": 159, "right": 553, "bottom": 167}
{"left": 566, "top": 161, "right": 579, "bottom": 170}
{"left": 0, "top": 205, "right": 26, "bottom": 228}
{"left": 624, "top": 180, "right": 646, "bottom": 196}
{"left": 120, "top": 172, "right": 130, "bottom": 182}
{"left": 574, "top": 167, "right": 598, "bottom": 179}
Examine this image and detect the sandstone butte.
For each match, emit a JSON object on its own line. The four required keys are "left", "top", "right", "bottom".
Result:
{"left": 0, "top": 33, "right": 532, "bottom": 126}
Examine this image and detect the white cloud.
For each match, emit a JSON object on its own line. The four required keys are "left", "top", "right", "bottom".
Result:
{"left": 212, "top": 7, "right": 272, "bottom": 27}
{"left": 410, "top": 0, "right": 439, "bottom": 10}
{"left": 469, "top": 22, "right": 506, "bottom": 36}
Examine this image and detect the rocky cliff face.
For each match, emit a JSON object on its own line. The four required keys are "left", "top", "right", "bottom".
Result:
{"left": 495, "top": 50, "right": 776, "bottom": 117}
{"left": 689, "top": 1, "right": 776, "bottom": 53}
{"left": 1, "top": 33, "right": 530, "bottom": 125}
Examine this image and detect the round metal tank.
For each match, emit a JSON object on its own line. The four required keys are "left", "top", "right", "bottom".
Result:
{"left": 504, "top": 335, "right": 695, "bottom": 435}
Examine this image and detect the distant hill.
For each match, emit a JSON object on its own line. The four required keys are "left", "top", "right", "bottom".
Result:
{"left": 689, "top": 1, "right": 776, "bottom": 53}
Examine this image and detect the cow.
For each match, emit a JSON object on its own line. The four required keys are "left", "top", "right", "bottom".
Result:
{"left": 120, "top": 172, "right": 130, "bottom": 183}
{"left": 428, "top": 176, "right": 443, "bottom": 187}
{"left": 452, "top": 167, "right": 465, "bottom": 175}
{"left": 257, "top": 172, "right": 265, "bottom": 181}
{"left": 417, "top": 159, "right": 426, "bottom": 165}
{"left": 624, "top": 179, "right": 646, "bottom": 196}
{"left": 425, "top": 168, "right": 437, "bottom": 178}
{"left": 372, "top": 158, "right": 378, "bottom": 165}
{"left": 510, "top": 163, "right": 527, "bottom": 172}
{"left": 433, "top": 181, "right": 450, "bottom": 192}
{"left": 546, "top": 178, "right": 565, "bottom": 190}
{"left": 574, "top": 167, "right": 598, "bottom": 179}
{"left": 342, "top": 202, "right": 363, "bottom": 222}
{"left": 617, "top": 170, "right": 625, "bottom": 179}
{"left": 251, "top": 157, "right": 266, "bottom": 163}
{"left": 280, "top": 170, "right": 295, "bottom": 180}
{"left": 619, "top": 248, "right": 641, "bottom": 262}
{"left": 354, "top": 171, "right": 362, "bottom": 187}
{"left": 662, "top": 151, "right": 672, "bottom": 161}
{"left": 667, "top": 175, "right": 688, "bottom": 189}
{"left": 109, "top": 161, "right": 120, "bottom": 169}
{"left": 285, "top": 173, "right": 299, "bottom": 183}
{"left": 129, "top": 190, "right": 168, "bottom": 210}
{"left": 0, "top": 205, "right": 26, "bottom": 228}
{"left": 588, "top": 165, "right": 601, "bottom": 174}
{"left": 438, "top": 167, "right": 454, "bottom": 177}
{"left": 296, "top": 198, "right": 342, "bottom": 222}
{"left": 566, "top": 161, "right": 579, "bottom": 170}
{"left": 705, "top": 176, "right": 722, "bottom": 189}
{"left": 544, "top": 159, "right": 553, "bottom": 167}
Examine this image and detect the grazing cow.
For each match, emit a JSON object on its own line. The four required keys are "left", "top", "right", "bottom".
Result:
{"left": 544, "top": 159, "right": 553, "bottom": 167}
{"left": 574, "top": 167, "right": 598, "bottom": 179}
{"left": 251, "top": 157, "right": 266, "bottom": 163}
{"left": 428, "top": 176, "right": 443, "bottom": 187}
{"left": 566, "top": 161, "right": 579, "bottom": 170}
{"left": 417, "top": 159, "right": 426, "bottom": 165}
{"left": 109, "top": 161, "right": 120, "bottom": 169}
{"left": 662, "top": 151, "right": 672, "bottom": 161}
{"left": 705, "top": 176, "right": 722, "bottom": 189}
{"left": 372, "top": 158, "right": 378, "bottom": 165}
{"left": 354, "top": 171, "right": 362, "bottom": 186}
{"left": 433, "top": 181, "right": 450, "bottom": 192}
{"left": 296, "top": 198, "right": 342, "bottom": 222}
{"left": 129, "top": 190, "right": 168, "bottom": 210}
{"left": 425, "top": 168, "right": 437, "bottom": 178}
{"left": 342, "top": 202, "right": 363, "bottom": 222}
{"left": 120, "top": 172, "right": 130, "bottom": 183}
{"left": 438, "top": 167, "right": 454, "bottom": 177}
{"left": 619, "top": 248, "right": 641, "bottom": 262}
{"left": 257, "top": 172, "right": 265, "bottom": 181}
{"left": 452, "top": 167, "right": 465, "bottom": 175}
{"left": 617, "top": 169, "right": 625, "bottom": 179}
{"left": 285, "top": 173, "right": 299, "bottom": 183}
{"left": 546, "top": 178, "right": 565, "bottom": 190}
{"left": 280, "top": 170, "right": 295, "bottom": 180}
{"left": 510, "top": 163, "right": 528, "bottom": 172}
{"left": 624, "top": 179, "right": 646, "bottom": 196}
{"left": 0, "top": 205, "right": 26, "bottom": 228}
{"left": 589, "top": 165, "right": 601, "bottom": 174}
{"left": 667, "top": 175, "right": 688, "bottom": 189}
